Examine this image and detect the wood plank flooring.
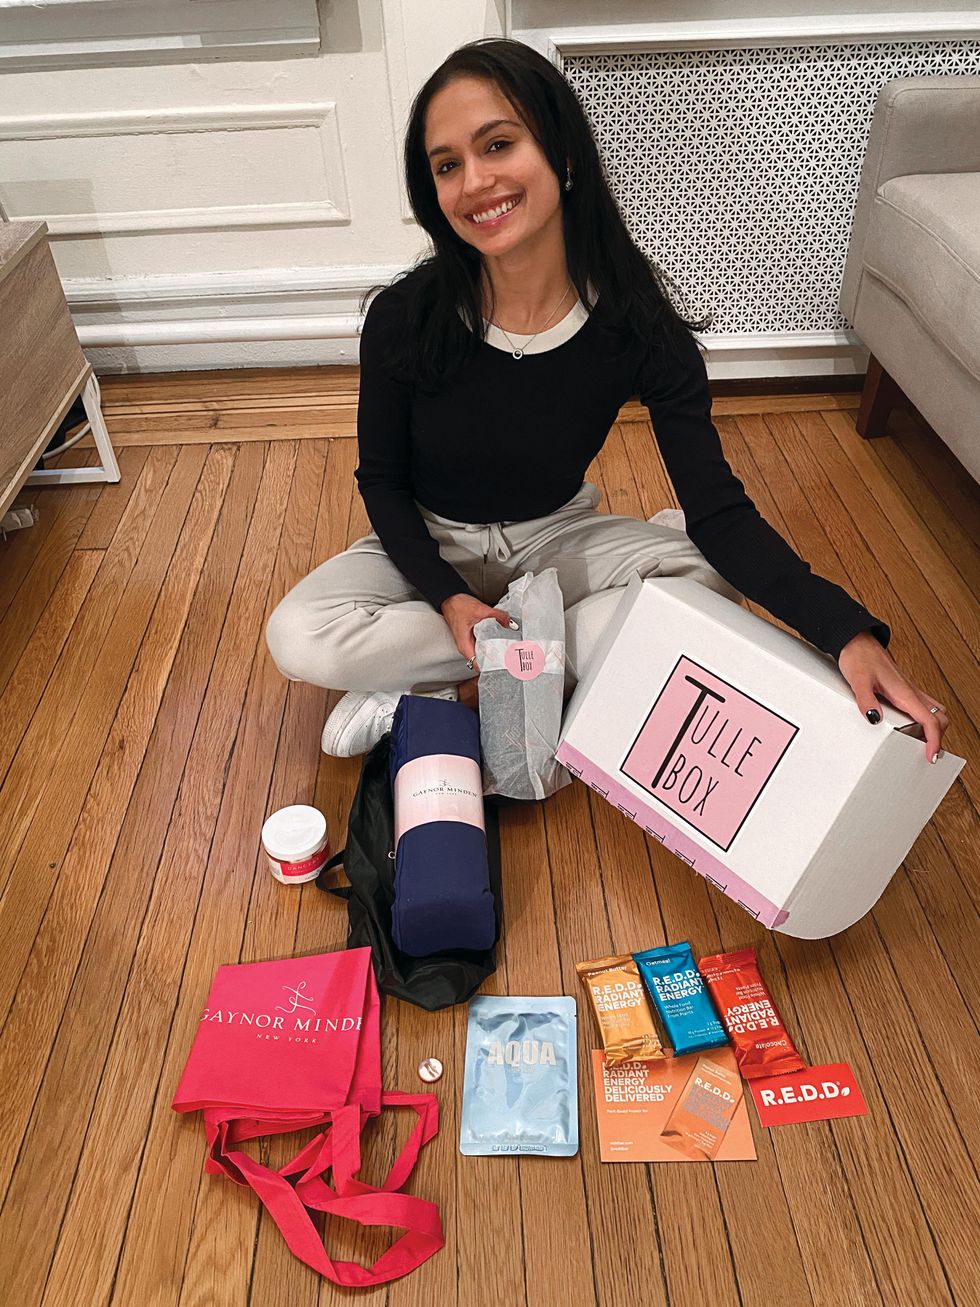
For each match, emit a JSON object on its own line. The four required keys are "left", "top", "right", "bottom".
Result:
{"left": 1, "top": 378, "right": 978, "bottom": 1307}
{"left": 83, "top": 365, "right": 864, "bottom": 447}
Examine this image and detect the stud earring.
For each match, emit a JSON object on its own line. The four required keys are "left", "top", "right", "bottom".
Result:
{"left": 564, "top": 165, "right": 573, "bottom": 192}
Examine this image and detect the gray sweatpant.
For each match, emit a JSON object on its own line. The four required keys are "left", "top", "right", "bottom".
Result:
{"left": 265, "top": 481, "right": 741, "bottom": 696}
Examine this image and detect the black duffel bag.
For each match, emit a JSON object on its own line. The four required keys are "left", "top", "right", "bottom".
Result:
{"left": 316, "top": 731, "right": 504, "bottom": 1011}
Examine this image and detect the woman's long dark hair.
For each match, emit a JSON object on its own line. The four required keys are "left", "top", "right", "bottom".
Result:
{"left": 360, "top": 37, "right": 711, "bottom": 393}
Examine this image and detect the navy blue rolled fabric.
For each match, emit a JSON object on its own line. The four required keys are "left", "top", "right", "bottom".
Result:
{"left": 389, "top": 694, "right": 496, "bottom": 957}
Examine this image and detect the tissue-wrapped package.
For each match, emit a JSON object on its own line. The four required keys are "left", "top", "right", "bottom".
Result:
{"left": 389, "top": 693, "right": 496, "bottom": 957}
{"left": 474, "top": 568, "right": 571, "bottom": 800}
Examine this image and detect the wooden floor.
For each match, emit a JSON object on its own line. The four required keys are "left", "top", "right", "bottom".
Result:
{"left": 1, "top": 371, "right": 978, "bottom": 1307}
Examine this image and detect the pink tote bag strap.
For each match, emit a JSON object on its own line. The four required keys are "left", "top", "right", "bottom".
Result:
{"left": 208, "top": 1097, "right": 443, "bottom": 1288}
{"left": 289, "top": 1094, "right": 437, "bottom": 1205}
{"left": 379, "top": 1093, "right": 439, "bottom": 1191}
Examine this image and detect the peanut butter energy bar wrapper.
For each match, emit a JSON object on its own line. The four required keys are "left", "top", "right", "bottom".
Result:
{"left": 576, "top": 955, "right": 665, "bottom": 1065}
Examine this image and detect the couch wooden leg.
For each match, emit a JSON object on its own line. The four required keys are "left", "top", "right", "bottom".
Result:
{"left": 856, "top": 355, "right": 903, "bottom": 439}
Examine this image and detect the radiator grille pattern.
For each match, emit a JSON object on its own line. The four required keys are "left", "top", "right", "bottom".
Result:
{"left": 562, "top": 42, "right": 980, "bottom": 335}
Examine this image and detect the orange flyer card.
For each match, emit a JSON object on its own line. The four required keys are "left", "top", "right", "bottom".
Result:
{"left": 590, "top": 1047, "right": 757, "bottom": 1162}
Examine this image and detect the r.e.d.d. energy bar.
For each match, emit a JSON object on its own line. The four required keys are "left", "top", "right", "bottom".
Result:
{"left": 576, "top": 954, "right": 665, "bottom": 1065}
{"left": 697, "top": 946, "right": 804, "bottom": 1079}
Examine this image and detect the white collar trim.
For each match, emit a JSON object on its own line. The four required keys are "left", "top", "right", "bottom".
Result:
{"left": 461, "top": 280, "right": 598, "bottom": 354}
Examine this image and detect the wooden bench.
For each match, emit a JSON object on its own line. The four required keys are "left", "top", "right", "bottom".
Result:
{"left": 0, "top": 219, "right": 119, "bottom": 518}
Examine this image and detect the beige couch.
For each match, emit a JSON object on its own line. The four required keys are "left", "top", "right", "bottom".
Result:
{"left": 839, "top": 75, "right": 980, "bottom": 482}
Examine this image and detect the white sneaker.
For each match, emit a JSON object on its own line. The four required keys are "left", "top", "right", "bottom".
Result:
{"left": 320, "top": 686, "right": 458, "bottom": 757}
{"left": 649, "top": 507, "right": 686, "bottom": 531}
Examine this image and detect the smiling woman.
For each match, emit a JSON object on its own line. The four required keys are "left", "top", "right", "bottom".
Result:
{"left": 423, "top": 77, "right": 573, "bottom": 337}
{"left": 265, "top": 37, "right": 950, "bottom": 765}
{"left": 386, "top": 39, "right": 710, "bottom": 385}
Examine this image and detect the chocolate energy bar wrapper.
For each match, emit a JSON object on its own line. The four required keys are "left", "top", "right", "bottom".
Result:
{"left": 660, "top": 1053, "right": 743, "bottom": 1161}
{"left": 697, "top": 946, "right": 805, "bottom": 1080}
{"left": 576, "top": 954, "right": 665, "bottom": 1065}
{"left": 633, "top": 942, "right": 729, "bottom": 1058}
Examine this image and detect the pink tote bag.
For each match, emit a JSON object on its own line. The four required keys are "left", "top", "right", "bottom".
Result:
{"left": 172, "top": 947, "right": 444, "bottom": 1288}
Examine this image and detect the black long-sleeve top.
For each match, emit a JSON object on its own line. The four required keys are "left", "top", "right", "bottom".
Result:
{"left": 354, "top": 282, "right": 889, "bottom": 661}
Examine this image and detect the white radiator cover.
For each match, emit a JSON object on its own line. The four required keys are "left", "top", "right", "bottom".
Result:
{"left": 560, "top": 39, "right": 980, "bottom": 340}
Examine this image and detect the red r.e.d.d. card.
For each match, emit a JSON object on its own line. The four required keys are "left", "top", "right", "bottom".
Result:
{"left": 749, "top": 1063, "right": 866, "bottom": 1127}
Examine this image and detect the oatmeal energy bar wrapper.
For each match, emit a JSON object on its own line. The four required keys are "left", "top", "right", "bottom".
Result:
{"left": 576, "top": 954, "right": 665, "bottom": 1065}
{"left": 633, "top": 942, "right": 729, "bottom": 1057}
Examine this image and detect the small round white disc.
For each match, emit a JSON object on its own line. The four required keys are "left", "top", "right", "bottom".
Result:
{"left": 418, "top": 1057, "right": 444, "bottom": 1084}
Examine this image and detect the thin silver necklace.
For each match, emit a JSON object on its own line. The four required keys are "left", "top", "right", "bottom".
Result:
{"left": 487, "top": 282, "right": 574, "bottom": 359}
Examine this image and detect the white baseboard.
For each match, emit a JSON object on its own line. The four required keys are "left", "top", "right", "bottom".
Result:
{"left": 65, "top": 267, "right": 869, "bottom": 377}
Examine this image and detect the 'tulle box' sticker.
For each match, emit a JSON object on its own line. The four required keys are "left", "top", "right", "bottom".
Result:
{"left": 504, "top": 640, "right": 545, "bottom": 681}
{"left": 620, "top": 655, "right": 798, "bottom": 850}
{"left": 749, "top": 1062, "right": 867, "bottom": 1127}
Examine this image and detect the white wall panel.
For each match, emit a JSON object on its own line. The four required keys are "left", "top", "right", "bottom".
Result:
{"left": 6, "top": 0, "right": 971, "bottom": 375}
{"left": 0, "top": 0, "right": 321, "bottom": 69}
{"left": 0, "top": 0, "right": 505, "bottom": 368}
{"left": 0, "top": 104, "right": 350, "bottom": 236}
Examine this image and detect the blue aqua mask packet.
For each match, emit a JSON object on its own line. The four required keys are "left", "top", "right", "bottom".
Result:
{"left": 633, "top": 943, "right": 728, "bottom": 1057}
{"left": 460, "top": 996, "right": 578, "bottom": 1156}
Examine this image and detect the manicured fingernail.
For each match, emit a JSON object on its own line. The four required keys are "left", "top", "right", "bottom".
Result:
{"left": 866, "top": 709, "right": 881, "bottom": 724}
{"left": 931, "top": 751, "right": 943, "bottom": 764}
{"left": 508, "top": 619, "right": 519, "bottom": 630}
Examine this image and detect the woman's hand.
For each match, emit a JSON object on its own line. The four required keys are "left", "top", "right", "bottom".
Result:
{"left": 838, "top": 630, "right": 949, "bottom": 762}
{"left": 440, "top": 593, "right": 514, "bottom": 669}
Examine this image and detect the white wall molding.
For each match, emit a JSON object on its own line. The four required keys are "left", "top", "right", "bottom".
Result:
{"left": 0, "top": 0, "right": 321, "bottom": 70}
{"left": 0, "top": 103, "right": 350, "bottom": 236}
{"left": 77, "top": 315, "right": 363, "bottom": 347}
{"left": 66, "top": 271, "right": 382, "bottom": 370}
{"left": 66, "top": 265, "right": 401, "bottom": 360}
{"left": 63, "top": 264, "right": 409, "bottom": 309}
{"left": 379, "top": 0, "right": 416, "bottom": 225}
{"left": 514, "top": 11, "right": 980, "bottom": 61}
{"left": 0, "top": 0, "right": 515, "bottom": 372}
{"left": 380, "top": 0, "right": 507, "bottom": 224}
{"left": 61, "top": 265, "right": 869, "bottom": 376}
